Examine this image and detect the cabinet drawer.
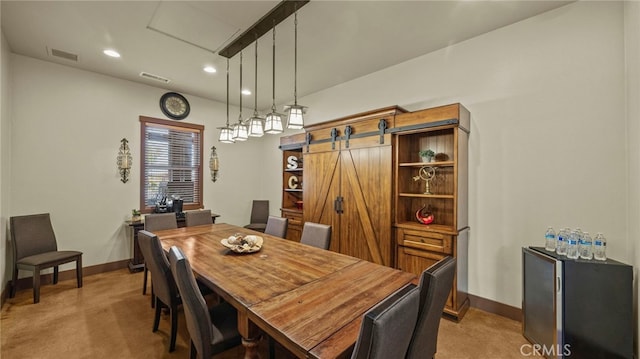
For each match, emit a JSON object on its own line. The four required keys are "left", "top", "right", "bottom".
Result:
{"left": 397, "top": 228, "right": 452, "bottom": 254}
{"left": 282, "top": 211, "right": 302, "bottom": 227}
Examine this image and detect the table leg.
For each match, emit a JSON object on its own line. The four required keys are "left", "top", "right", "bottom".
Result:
{"left": 238, "top": 311, "right": 262, "bottom": 359}
{"left": 241, "top": 337, "right": 261, "bottom": 359}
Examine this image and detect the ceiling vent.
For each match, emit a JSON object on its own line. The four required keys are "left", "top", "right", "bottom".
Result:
{"left": 48, "top": 48, "right": 78, "bottom": 62}
{"left": 139, "top": 72, "right": 171, "bottom": 83}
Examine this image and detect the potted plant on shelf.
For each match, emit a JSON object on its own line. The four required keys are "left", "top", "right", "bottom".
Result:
{"left": 419, "top": 149, "right": 435, "bottom": 162}
{"left": 131, "top": 209, "right": 141, "bottom": 222}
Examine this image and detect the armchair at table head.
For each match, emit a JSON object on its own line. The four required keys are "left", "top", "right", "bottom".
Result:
{"left": 243, "top": 200, "right": 269, "bottom": 232}
{"left": 406, "top": 256, "right": 457, "bottom": 359}
{"left": 351, "top": 285, "right": 420, "bottom": 359}
{"left": 9, "top": 213, "right": 83, "bottom": 304}
{"left": 264, "top": 216, "right": 288, "bottom": 239}
{"left": 185, "top": 209, "right": 213, "bottom": 227}
{"left": 137, "top": 230, "right": 180, "bottom": 352}
{"left": 300, "top": 222, "right": 331, "bottom": 250}
{"left": 168, "top": 246, "right": 241, "bottom": 358}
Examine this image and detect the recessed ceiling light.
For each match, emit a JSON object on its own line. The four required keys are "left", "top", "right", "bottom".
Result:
{"left": 242, "top": 89, "right": 251, "bottom": 95}
{"left": 103, "top": 49, "right": 121, "bottom": 58}
{"left": 203, "top": 66, "right": 216, "bottom": 73}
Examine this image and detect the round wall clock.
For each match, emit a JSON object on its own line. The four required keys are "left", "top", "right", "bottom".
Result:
{"left": 160, "top": 92, "right": 190, "bottom": 120}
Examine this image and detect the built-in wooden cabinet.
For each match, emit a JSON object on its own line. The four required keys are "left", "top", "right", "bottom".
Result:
{"left": 303, "top": 107, "right": 406, "bottom": 267}
{"left": 280, "top": 103, "right": 470, "bottom": 320}
{"left": 393, "top": 103, "right": 470, "bottom": 320}
{"left": 279, "top": 133, "right": 305, "bottom": 242}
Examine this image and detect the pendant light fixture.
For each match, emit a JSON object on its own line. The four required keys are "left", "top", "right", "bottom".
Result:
{"left": 247, "top": 37, "right": 265, "bottom": 137}
{"left": 285, "top": 8, "right": 306, "bottom": 130}
{"left": 232, "top": 51, "right": 249, "bottom": 141}
{"left": 264, "top": 21, "right": 284, "bottom": 134}
{"left": 218, "top": 58, "right": 234, "bottom": 143}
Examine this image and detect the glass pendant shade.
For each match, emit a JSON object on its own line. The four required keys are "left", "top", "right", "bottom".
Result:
{"left": 286, "top": 105, "right": 306, "bottom": 130}
{"left": 264, "top": 110, "right": 284, "bottom": 134}
{"left": 218, "top": 127, "right": 234, "bottom": 143}
{"left": 232, "top": 121, "right": 248, "bottom": 141}
{"left": 248, "top": 114, "right": 265, "bottom": 137}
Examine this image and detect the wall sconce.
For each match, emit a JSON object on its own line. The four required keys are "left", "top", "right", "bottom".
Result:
{"left": 117, "top": 138, "right": 132, "bottom": 183}
{"left": 209, "top": 146, "right": 219, "bottom": 182}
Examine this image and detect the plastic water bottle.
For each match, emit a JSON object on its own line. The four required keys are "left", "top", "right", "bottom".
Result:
{"left": 593, "top": 233, "right": 607, "bottom": 261}
{"left": 544, "top": 227, "right": 556, "bottom": 252}
{"left": 566, "top": 230, "right": 579, "bottom": 259}
{"left": 579, "top": 232, "right": 593, "bottom": 260}
{"left": 556, "top": 228, "right": 568, "bottom": 255}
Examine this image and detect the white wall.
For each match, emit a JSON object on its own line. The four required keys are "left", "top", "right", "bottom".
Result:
{"left": 294, "top": 1, "right": 629, "bottom": 308}
{"left": 1, "top": 24, "right": 13, "bottom": 288}
{"left": 624, "top": 0, "right": 640, "bottom": 351}
{"left": 8, "top": 55, "right": 268, "bottom": 271}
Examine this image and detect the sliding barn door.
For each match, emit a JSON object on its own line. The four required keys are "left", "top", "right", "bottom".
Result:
{"left": 339, "top": 145, "right": 392, "bottom": 266}
{"left": 304, "top": 144, "right": 392, "bottom": 266}
{"left": 303, "top": 150, "right": 342, "bottom": 253}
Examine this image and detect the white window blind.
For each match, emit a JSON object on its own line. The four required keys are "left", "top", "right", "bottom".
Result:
{"left": 140, "top": 117, "right": 204, "bottom": 212}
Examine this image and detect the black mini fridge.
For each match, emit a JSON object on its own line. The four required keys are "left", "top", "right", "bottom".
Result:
{"left": 522, "top": 247, "right": 632, "bottom": 359}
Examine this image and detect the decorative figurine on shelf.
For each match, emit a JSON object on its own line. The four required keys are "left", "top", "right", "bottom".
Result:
{"left": 419, "top": 149, "right": 435, "bottom": 163}
{"left": 415, "top": 205, "right": 435, "bottom": 225}
{"left": 413, "top": 166, "right": 436, "bottom": 194}
{"left": 131, "top": 209, "right": 141, "bottom": 222}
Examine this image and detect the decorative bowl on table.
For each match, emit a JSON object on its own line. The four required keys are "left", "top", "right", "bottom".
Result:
{"left": 221, "top": 233, "right": 263, "bottom": 253}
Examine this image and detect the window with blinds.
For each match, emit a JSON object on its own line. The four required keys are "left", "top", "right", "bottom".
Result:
{"left": 139, "top": 116, "right": 204, "bottom": 213}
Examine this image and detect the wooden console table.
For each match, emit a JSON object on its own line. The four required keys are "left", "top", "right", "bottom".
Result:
{"left": 125, "top": 212, "right": 220, "bottom": 272}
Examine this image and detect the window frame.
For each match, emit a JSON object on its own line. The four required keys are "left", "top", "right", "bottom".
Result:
{"left": 139, "top": 116, "right": 204, "bottom": 214}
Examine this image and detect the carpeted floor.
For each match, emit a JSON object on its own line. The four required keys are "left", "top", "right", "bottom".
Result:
{"left": 1, "top": 268, "right": 529, "bottom": 358}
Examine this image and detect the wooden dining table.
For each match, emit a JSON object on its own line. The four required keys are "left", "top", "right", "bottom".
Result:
{"left": 155, "top": 223, "right": 415, "bottom": 359}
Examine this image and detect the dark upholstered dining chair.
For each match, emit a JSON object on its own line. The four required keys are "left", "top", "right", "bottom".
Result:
{"left": 405, "top": 256, "right": 457, "bottom": 359}
{"left": 142, "top": 213, "right": 177, "bottom": 301}
{"left": 185, "top": 209, "right": 213, "bottom": 227}
{"left": 168, "top": 246, "right": 242, "bottom": 359}
{"left": 351, "top": 285, "right": 420, "bottom": 359}
{"left": 299, "top": 222, "right": 331, "bottom": 250}
{"left": 264, "top": 216, "right": 288, "bottom": 239}
{"left": 138, "top": 230, "right": 181, "bottom": 352}
{"left": 9, "top": 213, "right": 83, "bottom": 304}
{"left": 243, "top": 200, "right": 269, "bottom": 232}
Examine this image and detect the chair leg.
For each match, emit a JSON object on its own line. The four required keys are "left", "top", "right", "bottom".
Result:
{"left": 169, "top": 302, "right": 178, "bottom": 352}
{"left": 269, "top": 336, "right": 275, "bottom": 359}
{"left": 53, "top": 266, "right": 59, "bottom": 284}
{"left": 10, "top": 266, "right": 18, "bottom": 298}
{"left": 33, "top": 267, "right": 41, "bottom": 304}
{"left": 189, "top": 340, "right": 197, "bottom": 359}
{"left": 142, "top": 264, "right": 148, "bottom": 295}
{"left": 76, "top": 256, "right": 83, "bottom": 288}
{"left": 153, "top": 299, "right": 162, "bottom": 332}
{"left": 151, "top": 283, "right": 155, "bottom": 308}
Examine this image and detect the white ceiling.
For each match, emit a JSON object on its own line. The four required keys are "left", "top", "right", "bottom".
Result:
{"left": 1, "top": 0, "right": 572, "bottom": 110}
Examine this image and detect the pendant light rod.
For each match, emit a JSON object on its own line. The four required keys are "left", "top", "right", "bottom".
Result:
{"left": 239, "top": 51, "right": 243, "bottom": 119}
{"left": 271, "top": 21, "right": 277, "bottom": 111}
{"left": 226, "top": 58, "right": 229, "bottom": 126}
{"left": 293, "top": 9, "right": 298, "bottom": 105}
{"left": 254, "top": 36, "right": 259, "bottom": 113}
{"left": 219, "top": 0, "right": 309, "bottom": 59}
